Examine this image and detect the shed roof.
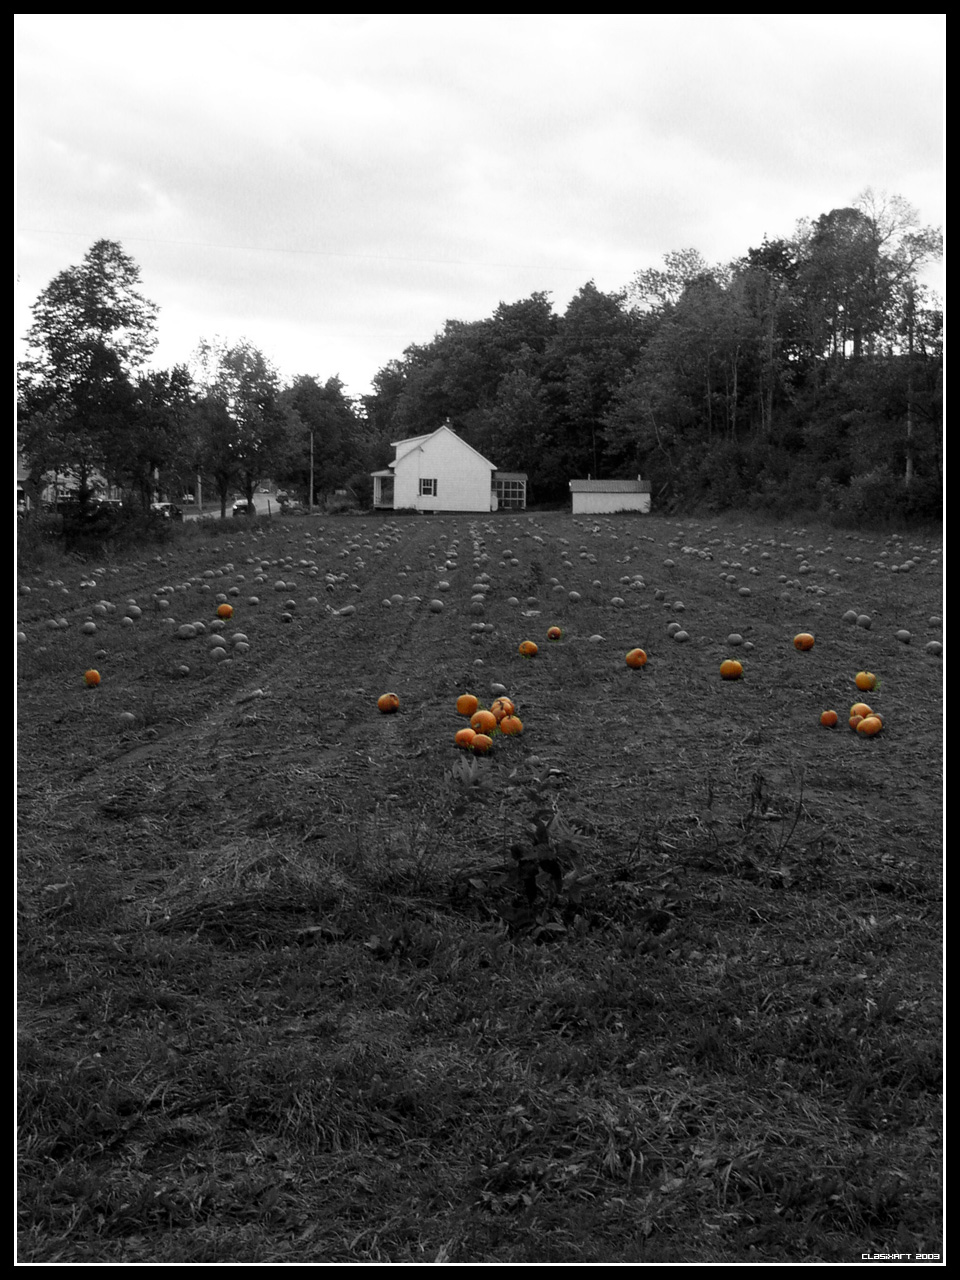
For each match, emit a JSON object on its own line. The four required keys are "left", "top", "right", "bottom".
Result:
{"left": 569, "top": 479, "right": 652, "bottom": 494}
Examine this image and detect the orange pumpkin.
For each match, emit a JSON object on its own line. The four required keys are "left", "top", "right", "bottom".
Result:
{"left": 850, "top": 702, "right": 873, "bottom": 718}
{"left": 857, "top": 715, "right": 883, "bottom": 736}
{"left": 820, "top": 710, "right": 839, "bottom": 728}
{"left": 470, "top": 708, "right": 498, "bottom": 734}
{"left": 720, "top": 659, "right": 743, "bottom": 680}
{"left": 84, "top": 669, "right": 101, "bottom": 687}
{"left": 793, "top": 633, "right": 815, "bottom": 651}
{"left": 499, "top": 714, "right": 524, "bottom": 736}
{"left": 471, "top": 733, "right": 494, "bottom": 754}
{"left": 626, "top": 648, "right": 648, "bottom": 668}
{"left": 456, "top": 693, "right": 479, "bottom": 717}
{"left": 849, "top": 714, "right": 864, "bottom": 731}
{"left": 490, "top": 697, "right": 515, "bottom": 721}
{"left": 217, "top": 603, "right": 234, "bottom": 619}
{"left": 547, "top": 626, "right": 562, "bottom": 641}
{"left": 455, "top": 727, "right": 477, "bottom": 749}
{"left": 377, "top": 692, "right": 400, "bottom": 713}
{"left": 518, "top": 640, "right": 539, "bottom": 658}
{"left": 855, "top": 671, "right": 877, "bottom": 691}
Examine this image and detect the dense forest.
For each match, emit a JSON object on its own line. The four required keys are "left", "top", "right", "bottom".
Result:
{"left": 18, "top": 190, "right": 942, "bottom": 526}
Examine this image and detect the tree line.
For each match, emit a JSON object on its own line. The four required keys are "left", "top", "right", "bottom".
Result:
{"left": 18, "top": 189, "right": 942, "bottom": 528}
{"left": 17, "top": 241, "right": 372, "bottom": 519}
{"left": 364, "top": 191, "right": 941, "bottom": 521}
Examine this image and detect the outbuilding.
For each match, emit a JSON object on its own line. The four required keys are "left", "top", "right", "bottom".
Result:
{"left": 569, "top": 476, "right": 652, "bottom": 515}
{"left": 372, "top": 423, "right": 526, "bottom": 513}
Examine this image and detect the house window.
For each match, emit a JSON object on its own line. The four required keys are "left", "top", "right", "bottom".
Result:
{"left": 419, "top": 478, "right": 438, "bottom": 497}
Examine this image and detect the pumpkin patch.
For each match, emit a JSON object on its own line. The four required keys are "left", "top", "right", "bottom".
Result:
{"left": 16, "top": 505, "right": 941, "bottom": 1265}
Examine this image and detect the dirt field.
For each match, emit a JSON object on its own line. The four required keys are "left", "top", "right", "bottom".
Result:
{"left": 17, "top": 511, "right": 943, "bottom": 1263}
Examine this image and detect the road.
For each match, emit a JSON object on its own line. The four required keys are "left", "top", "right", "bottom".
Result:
{"left": 183, "top": 493, "right": 279, "bottom": 521}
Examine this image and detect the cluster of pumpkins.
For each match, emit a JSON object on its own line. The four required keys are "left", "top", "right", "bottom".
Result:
{"left": 375, "top": 688, "right": 523, "bottom": 755}
{"left": 790, "top": 636, "right": 885, "bottom": 736}
{"left": 452, "top": 693, "right": 523, "bottom": 753}
{"left": 821, "top": 669, "right": 884, "bottom": 736}
{"left": 374, "top": 624, "right": 652, "bottom": 754}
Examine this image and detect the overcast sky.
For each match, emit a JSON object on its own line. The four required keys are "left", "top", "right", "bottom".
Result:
{"left": 15, "top": 14, "right": 944, "bottom": 401}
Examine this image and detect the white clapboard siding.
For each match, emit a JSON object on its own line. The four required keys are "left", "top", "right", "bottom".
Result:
{"left": 391, "top": 425, "right": 497, "bottom": 512}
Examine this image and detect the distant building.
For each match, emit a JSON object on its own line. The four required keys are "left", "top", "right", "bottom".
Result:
{"left": 569, "top": 476, "right": 652, "bottom": 515}
{"left": 372, "top": 423, "right": 527, "bottom": 512}
{"left": 20, "top": 462, "right": 120, "bottom": 509}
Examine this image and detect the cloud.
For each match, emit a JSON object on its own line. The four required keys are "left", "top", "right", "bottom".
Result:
{"left": 16, "top": 13, "right": 943, "bottom": 396}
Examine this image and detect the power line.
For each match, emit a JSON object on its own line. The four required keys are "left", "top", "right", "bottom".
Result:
{"left": 18, "top": 228, "right": 595, "bottom": 275}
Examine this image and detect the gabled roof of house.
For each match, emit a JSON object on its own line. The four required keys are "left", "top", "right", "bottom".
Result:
{"left": 390, "top": 424, "right": 497, "bottom": 471}
{"left": 569, "top": 478, "right": 652, "bottom": 494}
{"left": 389, "top": 433, "right": 432, "bottom": 465}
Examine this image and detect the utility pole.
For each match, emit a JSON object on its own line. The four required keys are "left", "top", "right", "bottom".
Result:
{"left": 309, "top": 430, "right": 315, "bottom": 510}
{"left": 904, "top": 283, "right": 915, "bottom": 488}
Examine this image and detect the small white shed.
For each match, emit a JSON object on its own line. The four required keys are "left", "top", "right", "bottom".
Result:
{"left": 569, "top": 476, "right": 652, "bottom": 515}
{"left": 372, "top": 424, "right": 526, "bottom": 513}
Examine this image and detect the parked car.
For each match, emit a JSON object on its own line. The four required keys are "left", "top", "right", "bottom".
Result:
{"left": 150, "top": 502, "right": 183, "bottom": 521}
{"left": 181, "top": 493, "right": 196, "bottom": 505}
{"left": 232, "top": 499, "right": 257, "bottom": 517}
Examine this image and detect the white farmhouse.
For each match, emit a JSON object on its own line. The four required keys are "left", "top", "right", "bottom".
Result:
{"left": 372, "top": 424, "right": 527, "bottom": 513}
{"left": 569, "top": 476, "right": 652, "bottom": 515}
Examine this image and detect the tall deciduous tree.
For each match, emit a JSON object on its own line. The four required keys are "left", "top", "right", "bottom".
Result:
{"left": 537, "top": 283, "right": 643, "bottom": 493}
{"left": 18, "top": 240, "right": 159, "bottom": 506}
{"left": 119, "top": 365, "right": 197, "bottom": 505}
{"left": 627, "top": 248, "right": 721, "bottom": 315}
{"left": 280, "top": 375, "right": 364, "bottom": 503}
{"left": 192, "top": 338, "right": 288, "bottom": 515}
